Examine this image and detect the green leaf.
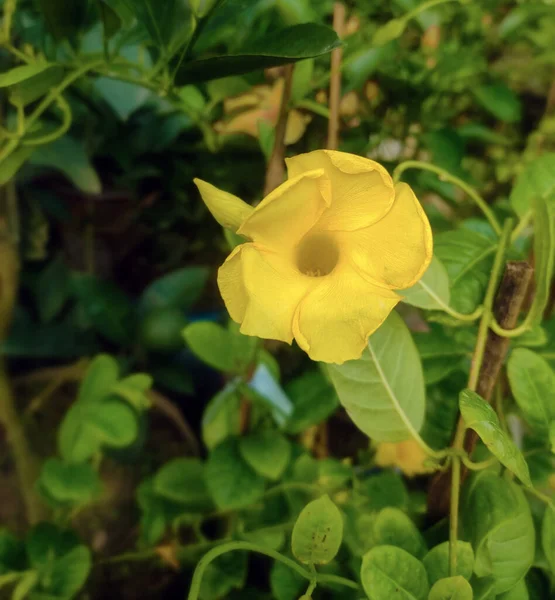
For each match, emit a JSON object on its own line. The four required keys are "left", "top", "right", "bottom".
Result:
{"left": 290, "top": 58, "right": 314, "bottom": 102}
{"left": 0, "top": 64, "right": 57, "bottom": 88}
{"left": 361, "top": 545, "right": 429, "bottom": 600}
{"left": 507, "top": 349, "right": 555, "bottom": 436}
{"left": 9, "top": 66, "right": 65, "bottom": 107}
{"left": 111, "top": 373, "right": 152, "bottom": 411}
{"left": 239, "top": 431, "right": 291, "bottom": 481}
{"left": 153, "top": 458, "right": 212, "bottom": 511}
{"left": 48, "top": 545, "right": 91, "bottom": 598}
{"left": 72, "top": 274, "right": 135, "bottom": 346}
{"left": 285, "top": 370, "right": 338, "bottom": 434}
{"left": 12, "top": 571, "right": 38, "bottom": 600}
{"left": 400, "top": 256, "right": 451, "bottom": 311}
{"left": 434, "top": 229, "right": 496, "bottom": 314}
{"left": 371, "top": 508, "right": 427, "bottom": 559}
{"left": 462, "top": 471, "right": 535, "bottom": 594}
{"left": 39, "top": 458, "right": 101, "bottom": 504}
{"left": 414, "top": 326, "right": 467, "bottom": 385}
{"left": 496, "top": 578, "right": 529, "bottom": 600}
{"left": 270, "top": 560, "right": 304, "bottom": 600}
{"left": 0, "top": 146, "right": 36, "bottom": 185}
{"left": 198, "top": 552, "right": 247, "bottom": 600}
{"left": 94, "top": 78, "right": 152, "bottom": 121}
{"left": 58, "top": 399, "right": 139, "bottom": 463}
{"left": 0, "top": 530, "right": 26, "bottom": 574}
{"left": 291, "top": 495, "right": 343, "bottom": 565}
{"left": 37, "top": 0, "right": 88, "bottom": 40}
{"left": 529, "top": 192, "right": 555, "bottom": 328}
{"left": 37, "top": 256, "right": 70, "bottom": 323}
{"left": 429, "top": 576, "right": 473, "bottom": 600}
{"left": 78, "top": 354, "right": 119, "bottom": 405}
{"left": 359, "top": 471, "right": 409, "bottom": 512}
{"left": 175, "top": 23, "right": 340, "bottom": 84}
{"left": 373, "top": 19, "right": 406, "bottom": 46}
{"left": 423, "top": 541, "right": 474, "bottom": 586}
{"left": 510, "top": 154, "right": 555, "bottom": 217}
{"left": 472, "top": 576, "right": 497, "bottom": 600}
{"left": 459, "top": 389, "right": 532, "bottom": 487}
{"left": 328, "top": 311, "right": 426, "bottom": 442}
{"left": 30, "top": 136, "right": 102, "bottom": 195}
{"left": 204, "top": 437, "right": 265, "bottom": 509}
{"left": 139, "top": 267, "right": 209, "bottom": 313}
{"left": 541, "top": 506, "right": 555, "bottom": 573}
{"left": 473, "top": 83, "right": 522, "bottom": 123}
{"left": 183, "top": 321, "right": 257, "bottom": 374}
{"left": 202, "top": 383, "right": 242, "bottom": 449}
{"left": 343, "top": 45, "right": 393, "bottom": 92}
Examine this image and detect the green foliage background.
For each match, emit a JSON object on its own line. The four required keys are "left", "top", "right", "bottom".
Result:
{"left": 0, "top": 0, "right": 554, "bottom": 599}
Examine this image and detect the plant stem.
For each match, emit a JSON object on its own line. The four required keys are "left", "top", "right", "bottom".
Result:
{"left": 448, "top": 218, "right": 513, "bottom": 576}
{"left": 327, "top": 2, "right": 345, "bottom": 150}
{"left": 296, "top": 99, "right": 331, "bottom": 119}
{"left": 392, "top": 160, "right": 502, "bottom": 236}
{"left": 187, "top": 541, "right": 359, "bottom": 600}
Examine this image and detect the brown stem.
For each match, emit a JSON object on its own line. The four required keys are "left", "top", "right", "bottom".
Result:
{"left": 427, "top": 260, "right": 533, "bottom": 519}
{"left": 263, "top": 64, "right": 294, "bottom": 197}
{"left": 327, "top": 3, "right": 345, "bottom": 151}
{"left": 0, "top": 222, "right": 45, "bottom": 524}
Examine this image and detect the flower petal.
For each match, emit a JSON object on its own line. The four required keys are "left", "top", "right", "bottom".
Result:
{"left": 285, "top": 110, "right": 311, "bottom": 145}
{"left": 237, "top": 169, "right": 331, "bottom": 251}
{"left": 340, "top": 182, "right": 433, "bottom": 289}
{"left": 194, "top": 179, "right": 254, "bottom": 232}
{"left": 285, "top": 150, "right": 394, "bottom": 231}
{"left": 216, "top": 108, "right": 270, "bottom": 138}
{"left": 218, "top": 244, "right": 250, "bottom": 323}
{"left": 226, "top": 244, "right": 312, "bottom": 343}
{"left": 292, "top": 265, "right": 400, "bottom": 363}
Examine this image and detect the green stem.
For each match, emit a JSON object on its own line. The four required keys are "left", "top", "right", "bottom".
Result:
{"left": 511, "top": 208, "right": 533, "bottom": 242}
{"left": 305, "top": 564, "right": 318, "bottom": 597}
{"left": 460, "top": 454, "right": 497, "bottom": 471}
{"left": 187, "top": 541, "right": 359, "bottom": 600}
{"left": 22, "top": 95, "right": 72, "bottom": 146}
{"left": 0, "top": 59, "right": 104, "bottom": 164}
{"left": 1, "top": 0, "right": 18, "bottom": 42}
{"left": 392, "top": 160, "right": 502, "bottom": 236}
{"left": 448, "top": 218, "right": 514, "bottom": 576}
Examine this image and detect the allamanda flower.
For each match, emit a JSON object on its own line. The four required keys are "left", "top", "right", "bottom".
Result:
{"left": 194, "top": 150, "right": 432, "bottom": 364}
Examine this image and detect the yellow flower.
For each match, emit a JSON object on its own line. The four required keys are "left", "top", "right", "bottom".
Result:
{"left": 215, "top": 79, "right": 310, "bottom": 145}
{"left": 375, "top": 440, "right": 436, "bottom": 477}
{"left": 194, "top": 150, "right": 432, "bottom": 364}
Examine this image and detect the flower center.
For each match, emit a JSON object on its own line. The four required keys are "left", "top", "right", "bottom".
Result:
{"left": 296, "top": 233, "right": 339, "bottom": 277}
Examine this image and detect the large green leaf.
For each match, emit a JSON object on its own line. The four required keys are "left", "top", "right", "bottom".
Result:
{"left": 462, "top": 471, "right": 535, "bottom": 594}
{"left": 361, "top": 545, "right": 429, "bottom": 600}
{"left": 328, "top": 311, "right": 426, "bottom": 442}
{"left": 459, "top": 389, "right": 531, "bottom": 487}
{"left": 239, "top": 430, "right": 291, "bottom": 481}
{"left": 371, "top": 508, "right": 427, "bottom": 559}
{"left": 175, "top": 23, "right": 340, "bottom": 84}
{"left": 510, "top": 153, "right": 555, "bottom": 217}
{"left": 434, "top": 229, "right": 496, "bottom": 313}
{"left": 204, "top": 437, "right": 265, "bottom": 509}
{"left": 291, "top": 495, "right": 343, "bottom": 565}
{"left": 541, "top": 506, "right": 555, "bottom": 574}
{"left": 400, "top": 256, "right": 451, "bottom": 311}
{"left": 153, "top": 458, "right": 212, "bottom": 511}
{"left": 507, "top": 349, "right": 555, "bottom": 436}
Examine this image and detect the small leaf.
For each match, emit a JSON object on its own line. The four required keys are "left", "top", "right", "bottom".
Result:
{"left": 48, "top": 545, "right": 91, "bottom": 598}
{"left": 0, "top": 63, "right": 58, "bottom": 87}
{"left": 372, "top": 508, "right": 427, "bottom": 559}
{"left": 204, "top": 438, "right": 265, "bottom": 509}
{"left": 183, "top": 321, "right": 257, "bottom": 374}
{"left": 541, "top": 506, "right": 555, "bottom": 573}
{"left": 328, "top": 311, "right": 426, "bottom": 442}
{"left": 510, "top": 153, "right": 555, "bottom": 217}
{"left": 175, "top": 23, "right": 340, "bottom": 84}
{"left": 239, "top": 431, "right": 291, "bottom": 481}
{"left": 111, "top": 373, "right": 152, "bottom": 410}
{"left": 78, "top": 354, "right": 119, "bottom": 405}
{"left": 202, "top": 383, "right": 242, "bottom": 449}
{"left": 507, "top": 348, "right": 555, "bottom": 436}
{"left": 459, "top": 389, "right": 531, "bottom": 487}
{"left": 462, "top": 471, "right": 535, "bottom": 594}
{"left": 39, "top": 458, "right": 101, "bottom": 504}
{"left": 429, "top": 576, "right": 473, "bottom": 600}
{"left": 270, "top": 560, "right": 304, "bottom": 600}
{"left": 9, "top": 65, "right": 65, "bottom": 106}
{"left": 361, "top": 545, "right": 429, "bottom": 600}
{"left": 153, "top": 458, "right": 212, "bottom": 511}
{"left": 473, "top": 82, "right": 522, "bottom": 123}
{"left": 291, "top": 495, "right": 343, "bottom": 565}
{"left": 139, "top": 267, "right": 209, "bottom": 313}
{"left": 400, "top": 256, "right": 451, "bottom": 311}
{"left": 423, "top": 541, "right": 474, "bottom": 586}
{"left": 30, "top": 136, "right": 102, "bottom": 195}
{"left": 373, "top": 19, "right": 406, "bottom": 47}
